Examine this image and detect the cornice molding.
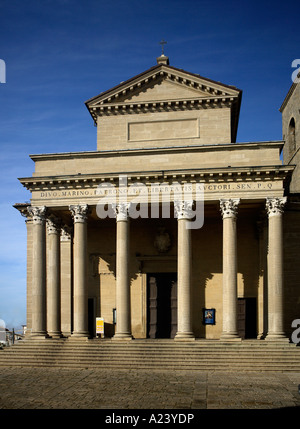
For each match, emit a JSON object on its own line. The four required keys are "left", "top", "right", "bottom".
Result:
{"left": 18, "top": 165, "right": 294, "bottom": 192}
{"left": 28, "top": 140, "right": 285, "bottom": 162}
{"left": 89, "top": 97, "right": 237, "bottom": 119}
{"left": 279, "top": 74, "right": 299, "bottom": 113}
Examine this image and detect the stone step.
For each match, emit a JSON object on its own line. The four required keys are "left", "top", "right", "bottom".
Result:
{"left": 1, "top": 350, "right": 298, "bottom": 361}
{"left": 1, "top": 339, "right": 299, "bottom": 371}
{"left": 2, "top": 350, "right": 299, "bottom": 360}
{"left": 2, "top": 342, "right": 298, "bottom": 354}
{"left": 0, "top": 358, "right": 299, "bottom": 372}
{"left": 1, "top": 347, "right": 298, "bottom": 356}
{"left": 1, "top": 359, "right": 299, "bottom": 369}
{"left": 3, "top": 350, "right": 298, "bottom": 358}
{"left": 4, "top": 339, "right": 298, "bottom": 349}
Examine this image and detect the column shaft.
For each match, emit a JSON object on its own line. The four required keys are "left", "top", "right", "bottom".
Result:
{"left": 265, "top": 197, "right": 287, "bottom": 341}
{"left": 47, "top": 216, "right": 61, "bottom": 337}
{"left": 220, "top": 199, "right": 240, "bottom": 340}
{"left": 174, "top": 201, "right": 194, "bottom": 340}
{"left": 70, "top": 205, "right": 89, "bottom": 337}
{"left": 60, "top": 226, "right": 73, "bottom": 336}
{"left": 28, "top": 206, "right": 47, "bottom": 337}
{"left": 113, "top": 203, "right": 132, "bottom": 340}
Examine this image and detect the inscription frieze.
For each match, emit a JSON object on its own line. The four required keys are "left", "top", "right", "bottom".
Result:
{"left": 36, "top": 181, "right": 279, "bottom": 200}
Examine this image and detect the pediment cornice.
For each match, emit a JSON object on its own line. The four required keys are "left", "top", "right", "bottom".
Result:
{"left": 85, "top": 64, "right": 242, "bottom": 121}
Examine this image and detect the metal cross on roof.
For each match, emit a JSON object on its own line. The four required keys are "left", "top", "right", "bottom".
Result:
{"left": 159, "top": 39, "right": 167, "bottom": 55}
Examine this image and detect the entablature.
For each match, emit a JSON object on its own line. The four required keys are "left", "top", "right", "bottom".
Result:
{"left": 91, "top": 95, "right": 237, "bottom": 117}
{"left": 19, "top": 165, "right": 294, "bottom": 197}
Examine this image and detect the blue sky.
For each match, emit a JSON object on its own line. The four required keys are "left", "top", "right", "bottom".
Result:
{"left": 0, "top": 0, "right": 299, "bottom": 330}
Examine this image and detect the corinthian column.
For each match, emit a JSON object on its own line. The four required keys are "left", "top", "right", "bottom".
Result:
{"left": 174, "top": 201, "right": 195, "bottom": 340}
{"left": 27, "top": 206, "right": 47, "bottom": 337}
{"left": 46, "top": 215, "right": 62, "bottom": 338}
{"left": 220, "top": 199, "right": 240, "bottom": 340}
{"left": 112, "top": 203, "right": 133, "bottom": 340}
{"left": 70, "top": 204, "right": 89, "bottom": 337}
{"left": 60, "top": 225, "right": 73, "bottom": 337}
{"left": 265, "top": 197, "right": 287, "bottom": 341}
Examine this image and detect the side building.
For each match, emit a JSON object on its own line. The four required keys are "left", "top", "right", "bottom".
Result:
{"left": 14, "top": 55, "right": 298, "bottom": 342}
{"left": 280, "top": 75, "right": 300, "bottom": 335}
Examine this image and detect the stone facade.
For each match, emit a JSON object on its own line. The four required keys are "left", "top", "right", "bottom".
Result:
{"left": 14, "top": 56, "right": 299, "bottom": 341}
{"left": 280, "top": 78, "right": 300, "bottom": 193}
{"left": 280, "top": 75, "right": 300, "bottom": 338}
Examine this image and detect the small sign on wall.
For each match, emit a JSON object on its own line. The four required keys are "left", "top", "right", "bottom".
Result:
{"left": 96, "top": 317, "right": 104, "bottom": 337}
{"left": 202, "top": 309, "right": 216, "bottom": 325}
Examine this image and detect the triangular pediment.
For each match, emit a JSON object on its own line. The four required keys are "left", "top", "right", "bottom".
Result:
{"left": 113, "top": 78, "right": 212, "bottom": 103}
{"left": 85, "top": 63, "right": 242, "bottom": 142}
{"left": 86, "top": 64, "right": 241, "bottom": 110}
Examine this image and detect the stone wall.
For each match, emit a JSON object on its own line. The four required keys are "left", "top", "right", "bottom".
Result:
{"left": 283, "top": 203, "right": 300, "bottom": 337}
{"left": 97, "top": 109, "right": 231, "bottom": 151}
{"left": 281, "top": 82, "right": 300, "bottom": 193}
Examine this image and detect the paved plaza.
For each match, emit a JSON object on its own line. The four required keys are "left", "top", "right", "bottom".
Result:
{"left": 0, "top": 367, "right": 299, "bottom": 410}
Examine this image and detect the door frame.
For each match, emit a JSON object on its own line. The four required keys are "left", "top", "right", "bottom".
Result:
{"left": 238, "top": 297, "right": 257, "bottom": 339}
{"left": 146, "top": 272, "right": 177, "bottom": 339}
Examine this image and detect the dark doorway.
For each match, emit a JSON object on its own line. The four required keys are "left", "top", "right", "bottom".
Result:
{"left": 147, "top": 273, "right": 177, "bottom": 338}
{"left": 88, "top": 298, "right": 95, "bottom": 338}
{"left": 238, "top": 298, "right": 257, "bottom": 339}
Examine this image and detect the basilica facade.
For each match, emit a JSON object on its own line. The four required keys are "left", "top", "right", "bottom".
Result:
{"left": 15, "top": 54, "right": 300, "bottom": 342}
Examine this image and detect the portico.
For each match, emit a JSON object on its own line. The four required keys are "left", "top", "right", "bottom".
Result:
{"left": 16, "top": 164, "right": 291, "bottom": 341}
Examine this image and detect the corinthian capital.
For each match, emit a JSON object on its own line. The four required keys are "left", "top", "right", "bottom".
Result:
{"left": 60, "top": 225, "right": 73, "bottom": 242}
{"left": 27, "top": 206, "right": 47, "bottom": 225}
{"left": 69, "top": 204, "right": 89, "bottom": 223}
{"left": 112, "top": 202, "right": 131, "bottom": 221}
{"left": 220, "top": 199, "right": 240, "bottom": 219}
{"left": 46, "top": 215, "right": 61, "bottom": 235}
{"left": 174, "top": 200, "right": 194, "bottom": 220}
{"left": 266, "top": 197, "right": 287, "bottom": 217}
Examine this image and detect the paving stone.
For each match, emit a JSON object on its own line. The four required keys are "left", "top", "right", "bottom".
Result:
{"left": 0, "top": 367, "right": 300, "bottom": 409}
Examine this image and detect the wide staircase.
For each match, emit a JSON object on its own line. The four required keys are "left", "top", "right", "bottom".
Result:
{"left": 0, "top": 338, "right": 300, "bottom": 372}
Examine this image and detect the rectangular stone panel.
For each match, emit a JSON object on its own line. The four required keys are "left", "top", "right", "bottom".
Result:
{"left": 128, "top": 118, "right": 199, "bottom": 142}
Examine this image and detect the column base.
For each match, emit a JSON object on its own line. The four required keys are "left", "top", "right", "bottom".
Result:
{"left": 30, "top": 333, "right": 48, "bottom": 339}
{"left": 265, "top": 333, "right": 289, "bottom": 342}
{"left": 174, "top": 332, "right": 195, "bottom": 341}
{"left": 112, "top": 333, "right": 133, "bottom": 341}
{"left": 47, "top": 332, "right": 63, "bottom": 339}
{"left": 71, "top": 331, "right": 90, "bottom": 338}
{"left": 257, "top": 333, "right": 266, "bottom": 340}
{"left": 220, "top": 332, "right": 241, "bottom": 341}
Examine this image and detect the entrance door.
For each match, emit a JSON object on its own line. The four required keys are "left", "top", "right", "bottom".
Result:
{"left": 238, "top": 298, "right": 257, "bottom": 339}
{"left": 147, "top": 273, "right": 177, "bottom": 338}
{"left": 88, "top": 298, "right": 95, "bottom": 338}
